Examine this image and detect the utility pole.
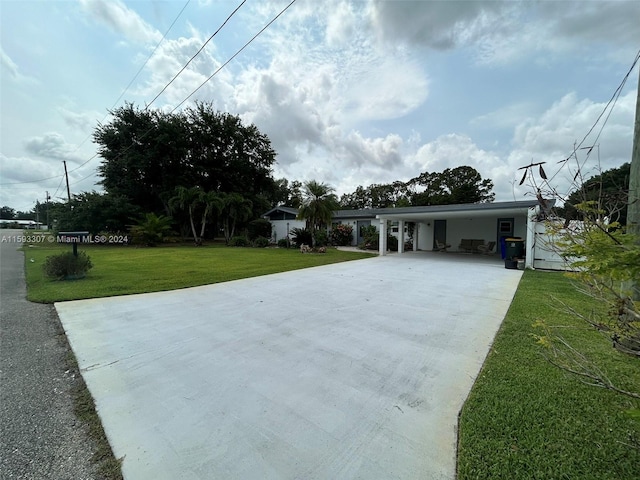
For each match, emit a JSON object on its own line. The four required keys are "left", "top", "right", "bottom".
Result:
{"left": 63, "top": 160, "right": 71, "bottom": 202}
{"left": 46, "top": 191, "right": 50, "bottom": 230}
{"left": 627, "top": 65, "right": 640, "bottom": 300}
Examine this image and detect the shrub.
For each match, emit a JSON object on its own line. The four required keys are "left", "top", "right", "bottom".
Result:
{"left": 277, "top": 238, "right": 290, "bottom": 248}
{"left": 313, "top": 229, "right": 329, "bottom": 247}
{"left": 43, "top": 251, "right": 93, "bottom": 280}
{"left": 290, "top": 227, "right": 312, "bottom": 248}
{"left": 229, "top": 236, "right": 249, "bottom": 247}
{"left": 247, "top": 218, "right": 272, "bottom": 241}
{"left": 387, "top": 235, "right": 398, "bottom": 252}
{"left": 330, "top": 224, "right": 353, "bottom": 246}
{"left": 359, "top": 231, "right": 398, "bottom": 252}
{"left": 129, "top": 213, "right": 173, "bottom": 246}
{"left": 252, "top": 236, "right": 269, "bottom": 248}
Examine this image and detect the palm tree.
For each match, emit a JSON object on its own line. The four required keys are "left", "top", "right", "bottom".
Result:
{"left": 199, "top": 191, "right": 222, "bottom": 240}
{"left": 129, "top": 213, "right": 173, "bottom": 246}
{"left": 297, "top": 180, "right": 339, "bottom": 245}
{"left": 169, "top": 186, "right": 203, "bottom": 244}
{"left": 220, "top": 193, "right": 253, "bottom": 244}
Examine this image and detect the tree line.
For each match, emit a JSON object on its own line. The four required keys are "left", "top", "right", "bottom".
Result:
{"left": 2, "top": 102, "right": 497, "bottom": 242}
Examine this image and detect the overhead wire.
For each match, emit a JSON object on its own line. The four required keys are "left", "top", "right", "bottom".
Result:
{"left": 67, "top": 0, "right": 192, "bottom": 174}
{"left": 4, "top": 0, "right": 298, "bottom": 197}
{"left": 0, "top": 0, "right": 191, "bottom": 187}
{"left": 545, "top": 48, "right": 640, "bottom": 187}
{"left": 70, "top": 0, "right": 290, "bottom": 187}
{"left": 172, "top": 0, "right": 297, "bottom": 112}
{"left": 146, "top": 0, "right": 246, "bottom": 110}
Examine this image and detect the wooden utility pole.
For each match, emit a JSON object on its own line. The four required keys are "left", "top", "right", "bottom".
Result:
{"left": 627, "top": 66, "right": 640, "bottom": 299}
{"left": 63, "top": 160, "right": 72, "bottom": 202}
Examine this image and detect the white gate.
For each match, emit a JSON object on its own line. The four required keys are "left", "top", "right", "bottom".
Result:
{"left": 531, "top": 222, "right": 575, "bottom": 271}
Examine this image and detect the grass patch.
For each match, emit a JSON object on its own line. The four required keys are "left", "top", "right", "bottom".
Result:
{"left": 67, "top": 350, "right": 123, "bottom": 479}
{"left": 23, "top": 243, "right": 374, "bottom": 303}
{"left": 457, "top": 270, "right": 640, "bottom": 479}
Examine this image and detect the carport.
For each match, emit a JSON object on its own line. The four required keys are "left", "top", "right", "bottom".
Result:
{"left": 373, "top": 200, "right": 548, "bottom": 266}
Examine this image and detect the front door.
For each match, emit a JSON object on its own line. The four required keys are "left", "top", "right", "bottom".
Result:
{"left": 433, "top": 219, "right": 447, "bottom": 250}
{"left": 356, "top": 220, "right": 371, "bottom": 245}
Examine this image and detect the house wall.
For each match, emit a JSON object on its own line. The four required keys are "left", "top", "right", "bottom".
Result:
{"left": 268, "top": 219, "right": 305, "bottom": 243}
{"left": 413, "top": 215, "right": 529, "bottom": 252}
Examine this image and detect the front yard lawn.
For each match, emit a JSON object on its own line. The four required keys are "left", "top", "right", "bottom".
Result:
{"left": 22, "top": 243, "right": 373, "bottom": 303}
{"left": 457, "top": 270, "right": 640, "bottom": 479}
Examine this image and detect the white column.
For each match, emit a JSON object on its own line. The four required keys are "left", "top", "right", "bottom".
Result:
{"left": 398, "top": 220, "right": 405, "bottom": 253}
{"left": 525, "top": 207, "right": 536, "bottom": 269}
{"left": 379, "top": 219, "right": 387, "bottom": 255}
{"left": 413, "top": 223, "right": 419, "bottom": 251}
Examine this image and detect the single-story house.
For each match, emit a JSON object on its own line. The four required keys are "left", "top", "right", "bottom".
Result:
{"left": 263, "top": 199, "right": 558, "bottom": 269}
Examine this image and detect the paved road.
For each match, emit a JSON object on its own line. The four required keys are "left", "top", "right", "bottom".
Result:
{"left": 0, "top": 230, "right": 101, "bottom": 479}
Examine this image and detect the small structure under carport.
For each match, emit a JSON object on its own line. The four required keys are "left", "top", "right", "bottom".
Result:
{"left": 371, "top": 200, "right": 550, "bottom": 268}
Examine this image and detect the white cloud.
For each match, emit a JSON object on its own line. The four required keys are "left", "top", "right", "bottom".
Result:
{"left": 0, "top": 153, "right": 62, "bottom": 185}
{"left": 507, "top": 90, "right": 636, "bottom": 198}
{"left": 78, "top": 0, "right": 162, "bottom": 45}
{"left": 0, "top": 46, "right": 38, "bottom": 84}
{"left": 369, "top": 0, "right": 507, "bottom": 51}
{"left": 1, "top": 47, "right": 19, "bottom": 78}
{"left": 24, "top": 132, "right": 84, "bottom": 164}
{"left": 367, "top": 1, "right": 640, "bottom": 65}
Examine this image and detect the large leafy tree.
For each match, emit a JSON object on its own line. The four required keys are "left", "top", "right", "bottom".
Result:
{"left": 272, "top": 178, "right": 303, "bottom": 208}
{"left": 94, "top": 102, "right": 277, "bottom": 221}
{"left": 50, "top": 191, "right": 140, "bottom": 233}
{"left": 298, "top": 180, "right": 339, "bottom": 237}
{"left": 408, "top": 166, "right": 494, "bottom": 206}
{"left": 339, "top": 166, "right": 494, "bottom": 209}
{"left": 0, "top": 206, "right": 16, "bottom": 219}
{"left": 95, "top": 104, "right": 190, "bottom": 214}
{"left": 560, "top": 163, "right": 630, "bottom": 225}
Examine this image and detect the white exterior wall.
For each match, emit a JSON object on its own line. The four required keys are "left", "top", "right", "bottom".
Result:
{"left": 269, "top": 219, "right": 305, "bottom": 243}
{"left": 446, "top": 217, "right": 496, "bottom": 251}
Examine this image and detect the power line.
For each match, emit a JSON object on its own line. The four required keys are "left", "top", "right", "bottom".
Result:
{"left": 75, "top": 0, "right": 297, "bottom": 183}
{"left": 2, "top": 0, "right": 297, "bottom": 194}
{"left": 172, "top": 0, "right": 297, "bottom": 112}
{"left": 546, "top": 49, "right": 640, "bottom": 187}
{"left": 146, "top": 0, "right": 246, "bottom": 110}
{"left": 68, "top": 0, "right": 192, "bottom": 171}
{"left": 0, "top": 1, "right": 192, "bottom": 187}
{"left": 118, "top": 0, "right": 192, "bottom": 112}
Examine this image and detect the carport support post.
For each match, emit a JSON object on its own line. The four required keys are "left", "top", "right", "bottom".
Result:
{"left": 413, "top": 223, "right": 419, "bottom": 251}
{"left": 525, "top": 207, "right": 536, "bottom": 269}
{"left": 398, "top": 220, "right": 405, "bottom": 254}
{"left": 378, "top": 218, "right": 388, "bottom": 255}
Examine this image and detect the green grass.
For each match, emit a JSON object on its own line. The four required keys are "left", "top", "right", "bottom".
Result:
{"left": 457, "top": 270, "right": 640, "bottom": 480}
{"left": 22, "top": 242, "right": 374, "bottom": 303}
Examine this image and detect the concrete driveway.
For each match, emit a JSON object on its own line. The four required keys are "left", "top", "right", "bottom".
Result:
{"left": 56, "top": 253, "right": 522, "bottom": 480}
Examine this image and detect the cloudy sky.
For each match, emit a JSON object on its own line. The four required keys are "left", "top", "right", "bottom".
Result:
{"left": 1, "top": 0, "right": 639, "bottom": 214}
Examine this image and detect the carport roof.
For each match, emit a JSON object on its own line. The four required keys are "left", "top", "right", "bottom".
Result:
{"left": 264, "top": 200, "right": 549, "bottom": 222}
{"left": 334, "top": 199, "right": 547, "bottom": 221}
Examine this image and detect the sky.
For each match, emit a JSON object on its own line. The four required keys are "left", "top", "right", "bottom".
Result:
{"left": 1, "top": 0, "right": 639, "bottom": 215}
